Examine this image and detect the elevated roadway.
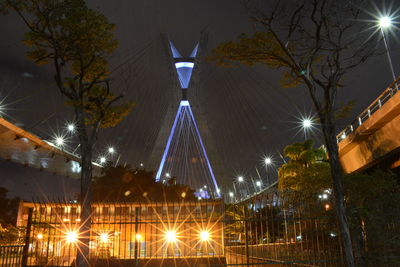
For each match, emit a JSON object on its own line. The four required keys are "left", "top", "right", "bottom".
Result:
{"left": 338, "top": 79, "right": 400, "bottom": 173}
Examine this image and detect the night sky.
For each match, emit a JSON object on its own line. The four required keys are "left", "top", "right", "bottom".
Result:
{"left": 0, "top": 0, "right": 399, "bottom": 199}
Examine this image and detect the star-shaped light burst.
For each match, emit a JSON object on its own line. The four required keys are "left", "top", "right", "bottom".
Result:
{"left": 66, "top": 122, "right": 76, "bottom": 133}
{"left": 379, "top": 16, "right": 392, "bottom": 28}
{"left": 99, "top": 156, "right": 107, "bottom": 164}
{"left": 107, "top": 147, "right": 115, "bottom": 154}
{"left": 361, "top": 4, "right": 400, "bottom": 41}
{"left": 52, "top": 134, "right": 68, "bottom": 149}
{"left": 293, "top": 113, "right": 319, "bottom": 138}
{"left": 302, "top": 118, "right": 312, "bottom": 128}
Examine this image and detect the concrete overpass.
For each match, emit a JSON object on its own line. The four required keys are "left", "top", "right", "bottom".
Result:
{"left": 338, "top": 79, "right": 400, "bottom": 173}
{"left": 0, "top": 117, "right": 102, "bottom": 178}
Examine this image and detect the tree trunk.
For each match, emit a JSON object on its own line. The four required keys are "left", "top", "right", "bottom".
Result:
{"left": 75, "top": 110, "right": 93, "bottom": 267}
{"left": 322, "top": 122, "right": 355, "bottom": 267}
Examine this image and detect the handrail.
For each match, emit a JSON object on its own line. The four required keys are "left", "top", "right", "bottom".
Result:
{"left": 337, "top": 77, "right": 400, "bottom": 143}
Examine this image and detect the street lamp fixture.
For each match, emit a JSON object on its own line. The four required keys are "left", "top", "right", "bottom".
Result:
{"left": 264, "top": 157, "right": 272, "bottom": 165}
{"left": 379, "top": 16, "right": 392, "bottom": 28}
{"left": 377, "top": 15, "right": 397, "bottom": 83}
{"left": 55, "top": 136, "right": 65, "bottom": 147}
{"left": 302, "top": 119, "right": 312, "bottom": 128}
{"left": 67, "top": 123, "right": 75, "bottom": 133}
{"left": 237, "top": 176, "right": 244, "bottom": 182}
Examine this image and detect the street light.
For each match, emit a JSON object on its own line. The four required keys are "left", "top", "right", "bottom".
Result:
{"left": 379, "top": 16, "right": 392, "bottom": 28}
{"left": 256, "top": 180, "right": 262, "bottom": 187}
{"left": 67, "top": 123, "right": 75, "bottom": 133}
{"left": 378, "top": 15, "right": 397, "bottom": 83}
{"left": 237, "top": 176, "right": 244, "bottom": 182}
{"left": 302, "top": 119, "right": 312, "bottom": 128}
{"left": 264, "top": 157, "right": 272, "bottom": 165}
{"left": 55, "top": 136, "right": 65, "bottom": 147}
{"left": 108, "top": 147, "right": 115, "bottom": 154}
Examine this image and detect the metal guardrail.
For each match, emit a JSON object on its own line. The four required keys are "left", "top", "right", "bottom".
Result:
{"left": 337, "top": 78, "right": 400, "bottom": 144}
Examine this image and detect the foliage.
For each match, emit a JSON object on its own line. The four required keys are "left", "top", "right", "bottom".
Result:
{"left": 224, "top": 204, "right": 245, "bottom": 239}
{"left": 0, "top": 224, "right": 25, "bottom": 245}
{"left": 0, "top": 187, "right": 24, "bottom": 245}
{"left": 210, "top": 2, "right": 381, "bottom": 263}
{"left": 93, "top": 166, "right": 197, "bottom": 202}
{"left": 3, "top": 1, "right": 133, "bottom": 265}
{"left": 278, "top": 140, "right": 330, "bottom": 201}
{"left": 0, "top": 187, "right": 20, "bottom": 226}
{"left": 4, "top": 0, "right": 133, "bottom": 129}
{"left": 278, "top": 140, "right": 400, "bottom": 264}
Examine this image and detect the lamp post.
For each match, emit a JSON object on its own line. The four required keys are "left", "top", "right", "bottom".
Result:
{"left": 237, "top": 176, "right": 251, "bottom": 197}
{"left": 379, "top": 16, "right": 397, "bottom": 84}
{"left": 264, "top": 157, "right": 273, "bottom": 185}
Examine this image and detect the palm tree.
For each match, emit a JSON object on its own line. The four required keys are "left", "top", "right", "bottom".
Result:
{"left": 278, "top": 139, "right": 330, "bottom": 197}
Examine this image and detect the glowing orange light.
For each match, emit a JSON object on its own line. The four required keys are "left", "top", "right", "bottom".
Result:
{"left": 100, "top": 233, "right": 109, "bottom": 243}
{"left": 37, "top": 233, "right": 43, "bottom": 240}
{"left": 325, "top": 204, "right": 330, "bottom": 210}
{"left": 199, "top": 230, "right": 210, "bottom": 241}
{"left": 136, "top": 233, "right": 142, "bottom": 241}
{"left": 66, "top": 231, "right": 78, "bottom": 243}
{"left": 166, "top": 231, "right": 177, "bottom": 242}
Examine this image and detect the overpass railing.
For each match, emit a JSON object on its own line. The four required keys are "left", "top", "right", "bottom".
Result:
{"left": 337, "top": 78, "right": 400, "bottom": 144}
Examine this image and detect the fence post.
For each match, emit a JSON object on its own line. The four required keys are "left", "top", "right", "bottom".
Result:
{"left": 22, "top": 208, "right": 33, "bottom": 267}
{"left": 134, "top": 206, "right": 139, "bottom": 267}
{"left": 243, "top": 205, "right": 250, "bottom": 267}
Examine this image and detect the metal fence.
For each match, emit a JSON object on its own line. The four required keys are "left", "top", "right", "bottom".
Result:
{"left": 336, "top": 77, "right": 400, "bottom": 143}
{"left": 21, "top": 200, "right": 225, "bottom": 266}
{"left": 3, "top": 193, "right": 399, "bottom": 266}
{"left": 224, "top": 191, "right": 344, "bottom": 266}
{"left": 0, "top": 245, "right": 24, "bottom": 267}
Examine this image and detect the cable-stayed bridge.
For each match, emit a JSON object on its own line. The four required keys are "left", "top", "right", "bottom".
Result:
{"left": 149, "top": 35, "right": 221, "bottom": 198}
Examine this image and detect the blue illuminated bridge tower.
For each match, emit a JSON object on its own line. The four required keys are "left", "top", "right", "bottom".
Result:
{"left": 149, "top": 35, "right": 221, "bottom": 198}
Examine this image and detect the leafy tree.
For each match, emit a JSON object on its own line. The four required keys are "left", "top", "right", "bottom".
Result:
{"left": 93, "top": 166, "right": 197, "bottom": 202}
{"left": 279, "top": 140, "right": 329, "bottom": 190}
{"left": 210, "top": 1, "right": 381, "bottom": 265}
{"left": 224, "top": 205, "right": 245, "bottom": 242}
{"left": 0, "top": 187, "right": 20, "bottom": 226}
{"left": 0, "top": 187, "right": 24, "bottom": 245}
{"left": 0, "top": 225, "right": 25, "bottom": 245}
{"left": 3, "top": 1, "right": 133, "bottom": 266}
{"left": 343, "top": 170, "right": 400, "bottom": 264}
{"left": 278, "top": 140, "right": 400, "bottom": 264}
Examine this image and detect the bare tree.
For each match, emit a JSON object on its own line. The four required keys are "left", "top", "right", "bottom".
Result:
{"left": 211, "top": 0, "right": 381, "bottom": 265}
